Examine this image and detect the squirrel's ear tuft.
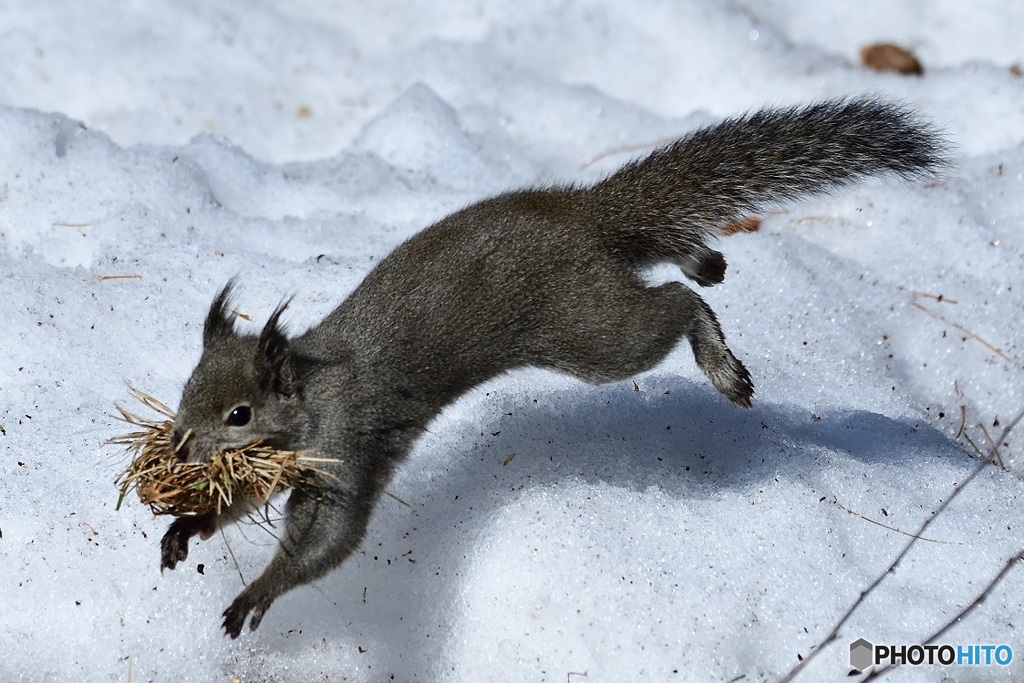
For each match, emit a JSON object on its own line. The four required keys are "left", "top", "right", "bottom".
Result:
{"left": 204, "top": 279, "right": 239, "bottom": 348}
{"left": 257, "top": 297, "right": 300, "bottom": 398}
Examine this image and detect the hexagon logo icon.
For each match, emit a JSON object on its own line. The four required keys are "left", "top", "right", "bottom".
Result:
{"left": 850, "top": 638, "right": 874, "bottom": 671}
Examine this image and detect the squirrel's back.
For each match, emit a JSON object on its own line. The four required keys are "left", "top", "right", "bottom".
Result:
{"left": 314, "top": 97, "right": 946, "bottom": 406}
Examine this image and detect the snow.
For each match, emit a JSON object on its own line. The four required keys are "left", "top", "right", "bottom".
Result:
{"left": 1, "top": 1, "right": 1022, "bottom": 681}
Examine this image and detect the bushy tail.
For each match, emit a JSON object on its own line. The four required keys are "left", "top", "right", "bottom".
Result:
{"left": 588, "top": 98, "right": 947, "bottom": 277}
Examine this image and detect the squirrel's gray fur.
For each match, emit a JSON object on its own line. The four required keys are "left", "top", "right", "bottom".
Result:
{"left": 157, "top": 98, "right": 945, "bottom": 637}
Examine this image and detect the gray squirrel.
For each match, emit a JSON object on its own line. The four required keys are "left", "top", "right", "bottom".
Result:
{"left": 157, "top": 98, "right": 945, "bottom": 637}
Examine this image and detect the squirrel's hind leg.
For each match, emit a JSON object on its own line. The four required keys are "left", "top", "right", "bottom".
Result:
{"left": 659, "top": 282, "right": 754, "bottom": 407}
{"left": 632, "top": 282, "right": 753, "bottom": 407}
{"left": 540, "top": 280, "right": 753, "bottom": 407}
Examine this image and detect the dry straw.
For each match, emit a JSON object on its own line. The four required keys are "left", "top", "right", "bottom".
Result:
{"left": 111, "top": 385, "right": 325, "bottom": 517}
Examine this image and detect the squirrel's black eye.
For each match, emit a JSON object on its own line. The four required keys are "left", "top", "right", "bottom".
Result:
{"left": 225, "top": 405, "right": 252, "bottom": 427}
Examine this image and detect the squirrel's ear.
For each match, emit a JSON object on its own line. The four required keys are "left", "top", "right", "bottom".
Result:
{"left": 257, "top": 298, "right": 299, "bottom": 398}
{"left": 204, "top": 280, "right": 238, "bottom": 348}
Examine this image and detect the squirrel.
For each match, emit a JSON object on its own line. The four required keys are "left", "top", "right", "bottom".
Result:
{"left": 156, "top": 98, "right": 945, "bottom": 638}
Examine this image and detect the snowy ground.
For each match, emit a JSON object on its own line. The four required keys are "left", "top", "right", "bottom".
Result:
{"left": 1, "top": 1, "right": 1023, "bottom": 681}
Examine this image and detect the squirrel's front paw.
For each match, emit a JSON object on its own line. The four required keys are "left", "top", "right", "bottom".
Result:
{"left": 160, "top": 514, "right": 217, "bottom": 572}
{"left": 159, "top": 520, "right": 193, "bottom": 571}
{"left": 222, "top": 585, "right": 273, "bottom": 638}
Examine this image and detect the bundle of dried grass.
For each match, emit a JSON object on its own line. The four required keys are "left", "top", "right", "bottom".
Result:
{"left": 111, "top": 385, "right": 324, "bottom": 517}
